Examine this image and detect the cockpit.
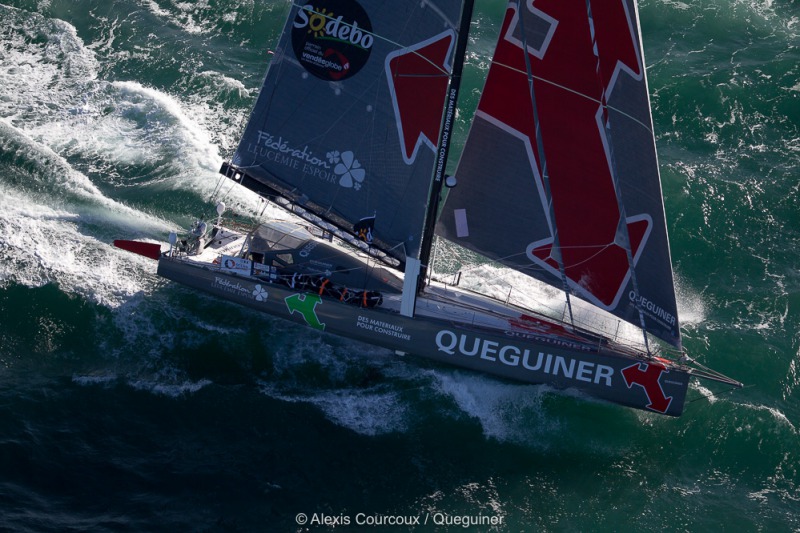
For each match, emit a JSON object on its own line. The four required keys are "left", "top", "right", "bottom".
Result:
{"left": 243, "top": 221, "right": 402, "bottom": 293}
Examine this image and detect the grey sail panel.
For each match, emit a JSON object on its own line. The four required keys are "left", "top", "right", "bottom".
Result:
{"left": 436, "top": 0, "right": 681, "bottom": 347}
{"left": 232, "top": 0, "right": 464, "bottom": 263}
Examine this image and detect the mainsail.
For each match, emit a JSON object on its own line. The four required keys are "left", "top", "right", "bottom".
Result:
{"left": 230, "top": 0, "right": 465, "bottom": 265}
{"left": 436, "top": 0, "right": 681, "bottom": 347}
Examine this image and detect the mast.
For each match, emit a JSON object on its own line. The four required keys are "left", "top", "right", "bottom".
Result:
{"left": 416, "top": 0, "right": 476, "bottom": 295}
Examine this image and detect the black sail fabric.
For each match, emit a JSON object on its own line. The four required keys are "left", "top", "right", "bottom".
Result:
{"left": 232, "top": 0, "right": 465, "bottom": 263}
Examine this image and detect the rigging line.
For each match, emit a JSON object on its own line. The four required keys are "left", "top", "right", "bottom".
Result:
{"left": 437, "top": 249, "right": 556, "bottom": 279}
{"left": 488, "top": 60, "right": 653, "bottom": 133}
{"left": 431, "top": 258, "right": 629, "bottom": 332}
{"left": 686, "top": 384, "right": 752, "bottom": 405}
{"left": 432, "top": 278, "right": 643, "bottom": 351}
{"left": 562, "top": 244, "right": 616, "bottom": 271}
{"left": 358, "top": 243, "right": 385, "bottom": 293}
{"left": 558, "top": 243, "right": 613, "bottom": 250}
{"left": 215, "top": 175, "right": 244, "bottom": 208}
{"left": 432, "top": 264, "right": 569, "bottom": 313}
{"left": 212, "top": 107, "right": 250, "bottom": 202}
{"left": 438, "top": 238, "right": 620, "bottom": 282}
{"left": 584, "top": 0, "right": 651, "bottom": 354}
{"left": 210, "top": 175, "right": 227, "bottom": 202}
{"left": 223, "top": 108, "right": 249, "bottom": 163}
{"left": 515, "top": 0, "right": 575, "bottom": 328}
{"left": 258, "top": 196, "right": 271, "bottom": 219}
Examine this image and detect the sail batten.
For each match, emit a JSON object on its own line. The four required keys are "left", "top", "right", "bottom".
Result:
{"left": 436, "top": 0, "right": 681, "bottom": 347}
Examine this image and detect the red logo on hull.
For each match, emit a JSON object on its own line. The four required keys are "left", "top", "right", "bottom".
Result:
{"left": 621, "top": 362, "right": 672, "bottom": 413}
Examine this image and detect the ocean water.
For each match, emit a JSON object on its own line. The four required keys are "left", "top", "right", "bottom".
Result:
{"left": 1, "top": 0, "right": 798, "bottom": 531}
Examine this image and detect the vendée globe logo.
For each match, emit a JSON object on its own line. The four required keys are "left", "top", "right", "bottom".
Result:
{"left": 291, "top": 0, "right": 374, "bottom": 81}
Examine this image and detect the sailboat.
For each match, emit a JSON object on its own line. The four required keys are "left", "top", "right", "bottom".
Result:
{"left": 115, "top": 0, "right": 741, "bottom": 416}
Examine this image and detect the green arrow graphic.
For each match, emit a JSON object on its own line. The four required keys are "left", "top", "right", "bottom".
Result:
{"left": 285, "top": 293, "right": 326, "bottom": 331}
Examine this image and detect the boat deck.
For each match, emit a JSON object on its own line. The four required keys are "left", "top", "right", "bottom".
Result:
{"left": 169, "top": 223, "right": 655, "bottom": 360}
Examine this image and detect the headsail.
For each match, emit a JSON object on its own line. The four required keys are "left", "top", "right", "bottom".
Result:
{"left": 230, "top": 0, "right": 465, "bottom": 264}
{"left": 436, "top": 0, "right": 681, "bottom": 347}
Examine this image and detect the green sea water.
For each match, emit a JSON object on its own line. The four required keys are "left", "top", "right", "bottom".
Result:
{"left": 1, "top": 0, "right": 798, "bottom": 531}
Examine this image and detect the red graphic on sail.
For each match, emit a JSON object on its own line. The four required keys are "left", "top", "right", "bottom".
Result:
{"left": 387, "top": 32, "right": 455, "bottom": 163}
{"left": 479, "top": 1, "right": 649, "bottom": 307}
{"left": 622, "top": 362, "right": 673, "bottom": 413}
